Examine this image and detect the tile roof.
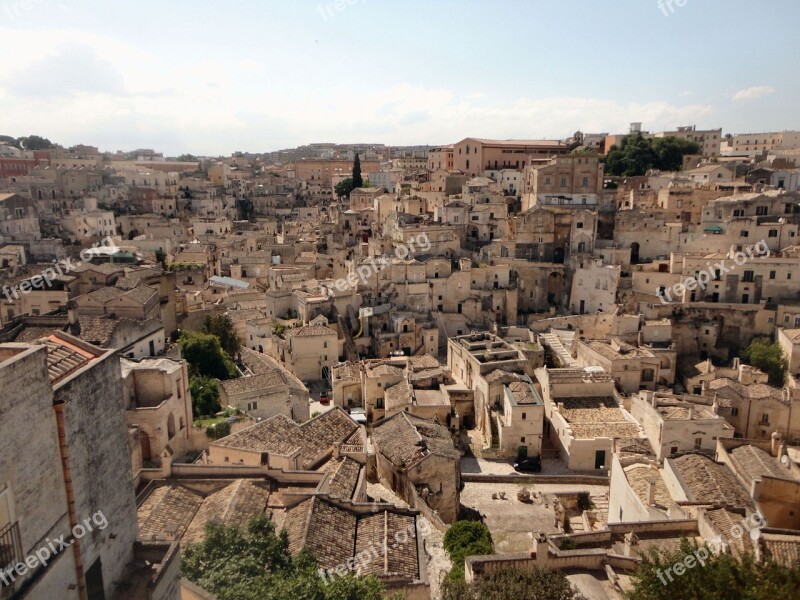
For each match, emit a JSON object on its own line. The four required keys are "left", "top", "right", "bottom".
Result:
{"left": 730, "top": 445, "right": 792, "bottom": 482}
{"left": 212, "top": 408, "right": 359, "bottom": 469}
{"left": 283, "top": 496, "right": 420, "bottom": 579}
{"left": 318, "top": 457, "right": 362, "bottom": 500}
{"left": 671, "top": 454, "right": 753, "bottom": 508}
{"left": 372, "top": 412, "right": 459, "bottom": 470}
{"left": 42, "top": 335, "right": 100, "bottom": 383}
{"left": 77, "top": 316, "right": 119, "bottom": 346}
{"left": 385, "top": 380, "right": 413, "bottom": 410}
{"left": 760, "top": 532, "right": 800, "bottom": 567}
{"left": 703, "top": 508, "right": 754, "bottom": 557}
{"left": 138, "top": 484, "right": 204, "bottom": 541}
{"left": 183, "top": 480, "right": 271, "bottom": 544}
{"left": 507, "top": 381, "right": 542, "bottom": 406}
{"left": 623, "top": 464, "right": 679, "bottom": 513}
{"left": 557, "top": 396, "right": 641, "bottom": 440}
{"left": 286, "top": 324, "right": 337, "bottom": 338}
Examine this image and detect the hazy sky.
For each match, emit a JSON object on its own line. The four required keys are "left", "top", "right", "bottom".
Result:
{"left": 1, "top": 0, "right": 798, "bottom": 155}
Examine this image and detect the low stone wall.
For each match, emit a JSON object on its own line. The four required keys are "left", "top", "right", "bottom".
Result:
{"left": 461, "top": 473, "right": 609, "bottom": 485}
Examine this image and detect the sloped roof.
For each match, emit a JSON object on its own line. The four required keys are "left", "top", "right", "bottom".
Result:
{"left": 212, "top": 408, "right": 359, "bottom": 469}
{"left": 372, "top": 412, "right": 459, "bottom": 470}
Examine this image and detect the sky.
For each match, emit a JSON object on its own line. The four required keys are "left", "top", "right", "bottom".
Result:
{"left": 1, "top": 0, "right": 798, "bottom": 156}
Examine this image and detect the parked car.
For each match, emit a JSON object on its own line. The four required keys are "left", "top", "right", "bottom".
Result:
{"left": 513, "top": 456, "right": 542, "bottom": 473}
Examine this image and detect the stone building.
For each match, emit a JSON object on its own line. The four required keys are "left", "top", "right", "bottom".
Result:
{"left": 372, "top": 412, "right": 461, "bottom": 523}
{"left": 0, "top": 333, "right": 180, "bottom": 599}
{"left": 122, "top": 357, "right": 193, "bottom": 468}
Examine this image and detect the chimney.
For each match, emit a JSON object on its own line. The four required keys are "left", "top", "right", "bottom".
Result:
{"left": 712, "top": 397, "right": 719, "bottom": 415}
{"left": 733, "top": 357, "right": 740, "bottom": 369}
{"left": 687, "top": 404, "right": 694, "bottom": 420}
{"left": 646, "top": 480, "right": 656, "bottom": 505}
{"left": 67, "top": 301, "right": 78, "bottom": 326}
{"left": 771, "top": 432, "right": 782, "bottom": 456}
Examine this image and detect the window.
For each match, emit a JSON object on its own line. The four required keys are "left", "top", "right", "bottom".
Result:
{"left": 743, "top": 270, "right": 754, "bottom": 282}
{"left": 670, "top": 446, "right": 678, "bottom": 455}
{"left": 560, "top": 177, "right": 567, "bottom": 187}
{"left": 247, "top": 401, "right": 258, "bottom": 411}
{"left": 694, "top": 437, "right": 702, "bottom": 450}
{"left": 740, "top": 230, "right": 749, "bottom": 238}
{"left": 376, "top": 398, "right": 384, "bottom": 409}
{"left": 521, "top": 412, "right": 526, "bottom": 420}
{"left": 520, "top": 437, "right": 526, "bottom": 443}
{"left": 761, "top": 413, "right": 769, "bottom": 424}
{"left": 731, "top": 407, "right": 739, "bottom": 416}
{"left": 756, "top": 206, "right": 768, "bottom": 216}
{"left": 733, "top": 209, "right": 744, "bottom": 217}
{"left": 576, "top": 222, "right": 583, "bottom": 229}
{"left": 323, "top": 341, "right": 328, "bottom": 348}
{"left": 770, "top": 270, "right": 776, "bottom": 279}
{"left": 768, "top": 229, "right": 778, "bottom": 238}
{"left": 582, "top": 176, "right": 589, "bottom": 187}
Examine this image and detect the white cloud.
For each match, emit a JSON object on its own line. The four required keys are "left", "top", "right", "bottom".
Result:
{"left": 732, "top": 86, "right": 776, "bottom": 102}
{"left": 0, "top": 25, "right": 717, "bottom": 154}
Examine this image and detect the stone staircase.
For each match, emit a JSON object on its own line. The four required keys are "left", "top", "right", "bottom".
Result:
{"left": 540, "top": 331, "right": 578, "bottom": 367}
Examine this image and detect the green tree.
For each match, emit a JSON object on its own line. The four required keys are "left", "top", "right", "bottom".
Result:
{"left": 605, "top": 134, "right": 699, "bottom": 176}
{"left": 190, "top": 375, "right": 221, "bottom": 417}
{"left": 179, "top": 330, "right": 238, "bottom": 380}
{"left": 202, "top": 314, "right": 241, "bottom": 357}
{"left": 352, "top": 153, "right": 363, "bottom": 188}
{"left": 442, "top": 567, "right": 585, "bottom": 600}
{"left": 237, "top": 196, "right": 255, "bottom": 220}
{"left": 627, "top": 538, "right": 800, "bottom": 600}
{"left": 335, "top": 177, "right": 355, "bottom": 199}
{"left": 443, "top": 520, "right": 494, "bottom": 582}
{"left": 0, "top": 135, "right": 21, "bottom": 149}
{"left": 177, "top": 153, "right": 197, "bottom": 161}
{"left": 17, "top": 135, "right": 54, "bottom": 150}
{"left": 742, "top": 337, "right": 788, "bottom": 386}
{"left": 652, "top": 137, "right": 700, "bottom": 172}
{"left": 182, "top": 515, "right": 387, "bottom": 600}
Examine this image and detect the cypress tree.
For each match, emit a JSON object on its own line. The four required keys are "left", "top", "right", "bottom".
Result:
{"left": 352, "top": 153, "right": 363, "bottom": 188}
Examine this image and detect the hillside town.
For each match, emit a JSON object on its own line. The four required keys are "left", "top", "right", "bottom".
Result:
{"left": 2, "top": 125, "right": 800, "bottom": 600}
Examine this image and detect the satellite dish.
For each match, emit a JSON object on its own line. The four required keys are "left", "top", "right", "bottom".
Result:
{"left": 781, "top": 454, "right": 789, "bottom": 464}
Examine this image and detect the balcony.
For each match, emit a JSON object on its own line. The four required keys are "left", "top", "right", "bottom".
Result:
{"left": 0, "top": 521, "right": 22, "bottom": 572}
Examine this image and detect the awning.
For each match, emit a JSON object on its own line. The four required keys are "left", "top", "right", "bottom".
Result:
{"left": 704, "top": 226, "right": 723, "bottom": 234}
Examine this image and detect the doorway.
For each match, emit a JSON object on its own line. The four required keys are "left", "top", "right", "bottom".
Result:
{"left": 594, "top": 450, "right": 606, "bottom": 469}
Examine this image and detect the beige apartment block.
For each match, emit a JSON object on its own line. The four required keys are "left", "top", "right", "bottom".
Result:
{"left": 536, "top": 367, "right": 645, "bottom": 472}
{"left": 575, "top": 337, "right": 664, "bottom": 393}
{"left": 569, "top": 260, "right": 620, "bottom": 315}
{"left": 521, "top": 154, "right": 604, "bottom": 212}
{"left": 495, "top": 380, "right": 545, "bottom": 459}
{"left": 630, "top": 391, "right": 734, "bottom": 460}
{"left": 122, "top": 357, "right": 193, "bottom": 467}
{"left": 778, "top": 327, "right": 800, "bottom": 375}
{"left": 452, "top": 138, "right": 568, "bottom": 177}
{"left": 277, "top": 321, "right": 339, "bottom": 382}
{"left": 653, "top": 126, "right": 723, "bottom": 158}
